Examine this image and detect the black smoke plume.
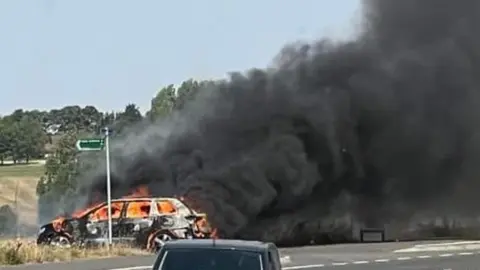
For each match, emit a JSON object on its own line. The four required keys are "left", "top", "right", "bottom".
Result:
{"left": 72, "top": 0, "right": 480, "bottom": 244}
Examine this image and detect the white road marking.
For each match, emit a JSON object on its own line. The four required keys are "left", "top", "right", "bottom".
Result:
{"left": 109, "top": 267, "right": 152, "bottom": 270}
{"left": 107, "top": 250, "right": 480, "bottom": 270}
{"left": 331, "top": 262, "right": 348, "bottom": 266}
{"left": 394, "top": 241, "right": 480, "bottom": 253}
{"left": 414, "top": 241, "right": 480, "bottom": 247}
{"left": 283, "top": 264, "right": 325, "bottom": 269}
{"left": 281, "top": 256, "right": 292, "bottom": 264}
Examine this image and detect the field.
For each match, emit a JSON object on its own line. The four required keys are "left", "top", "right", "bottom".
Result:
{"left": 0, "top": 161, "right": 153, "bottom": 266}
{"left": 0, "top": 238, "right": 148, "bottom": 265}
{"left": 0, "top": 160, "right": 45, "bottom": 230}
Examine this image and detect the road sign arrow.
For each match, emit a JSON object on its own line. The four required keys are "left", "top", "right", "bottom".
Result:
{"left": 76, "top": 138, "right": 105, "bottom": 151}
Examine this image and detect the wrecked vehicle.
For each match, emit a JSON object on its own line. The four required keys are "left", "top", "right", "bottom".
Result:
{"left": 36, "top": 197, "right": 215, "bottom": 251}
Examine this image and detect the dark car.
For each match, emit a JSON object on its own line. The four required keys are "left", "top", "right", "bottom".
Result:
{"left": 37, "top": 197, "right": 215, "bottom": 251}
{"left": 152, "top": 239, "right": 282, "bottom": 270}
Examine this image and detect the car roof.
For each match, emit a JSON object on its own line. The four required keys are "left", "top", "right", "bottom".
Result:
{"left": 162, "top": 239, "right": 272, "bottom": 252}
{"left": 109, "top": 197, "right": 180, "bottom": 203}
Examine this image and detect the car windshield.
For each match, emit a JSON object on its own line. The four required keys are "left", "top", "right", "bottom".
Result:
{"left": 157, "top": 248, "right": 263, "bottom": 270}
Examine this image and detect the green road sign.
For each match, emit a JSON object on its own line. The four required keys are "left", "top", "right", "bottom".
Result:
{"left": 76, "top": 139, "right": 105, "bottom": 151}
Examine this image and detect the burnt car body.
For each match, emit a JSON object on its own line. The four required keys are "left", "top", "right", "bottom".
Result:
{"left": 36, "top": 197, "right": 214, "bottom": 251}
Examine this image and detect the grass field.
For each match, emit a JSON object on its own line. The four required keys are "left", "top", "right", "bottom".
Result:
{"left": 0, "top": 161, "right": 45, "bottom": 178}
{"left": 0, "top": 161, "right": 151, "bottom": 266}
{"left": 0, "top": 238, "right": 148, "bottom": 265}
{"left": 0, "top": 161, "right": 45, "bottom": 229}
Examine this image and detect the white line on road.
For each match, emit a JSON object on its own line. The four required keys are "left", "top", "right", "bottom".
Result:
{"left": 109, "top": 267, "right": 152, "bottom": 270}
{"left": 107, "top": 250, "right": 480, "bottom": 270}
{"left": 280, "top": 256, "right": 292, "bottom": 264}
{"left": 440, "top": 253, "right": 454, "bottom": 257}
{"left": 417, "top": 255, "right": 431, "bottom": 259}
{"left": 331, "top": 262, "right": 348, "bottom": 266}
{"left": 283, "top": 264, "right": 325, "bottom": 269}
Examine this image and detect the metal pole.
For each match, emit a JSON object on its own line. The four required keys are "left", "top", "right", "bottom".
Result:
{"left": 105, "top": 127, "right": 113, "bottom": 248}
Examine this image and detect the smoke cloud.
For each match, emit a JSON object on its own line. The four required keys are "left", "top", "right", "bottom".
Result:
{"left": 70, "top": 0, "right": 480, "bottom": 244}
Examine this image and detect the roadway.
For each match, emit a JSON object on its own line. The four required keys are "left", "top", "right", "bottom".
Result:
{"left": 3, "top": 240, "right": 480, "bottom": 270}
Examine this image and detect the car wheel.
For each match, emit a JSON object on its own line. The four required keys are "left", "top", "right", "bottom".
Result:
{"left": 148, "top": 231, "right": 175, "bottom": 252}
{"left": 49, "top": 234, "right": 72, "bottom": 248}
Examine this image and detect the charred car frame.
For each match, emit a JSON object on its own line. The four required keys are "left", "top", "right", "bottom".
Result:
{"left": 37, "top": 197, "right": 214, "bottom": 251}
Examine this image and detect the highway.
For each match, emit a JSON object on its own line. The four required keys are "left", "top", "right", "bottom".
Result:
{"left": 3, "top": 240, "right": 480, "bottom": 270}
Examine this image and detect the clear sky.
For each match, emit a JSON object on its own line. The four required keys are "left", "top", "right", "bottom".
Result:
{"left": 0, "top": 0, "right": 361, "bottom": 115}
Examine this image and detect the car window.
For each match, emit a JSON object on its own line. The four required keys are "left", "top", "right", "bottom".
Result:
{"left": 125, "top": 201, "right": 151, "bottom": 218}
{"left": 156, "top": 200, "right": 177, "bottom": 214}
{"left": 156, "top": 248, "right": 263, "bottom": 270}
{"left": 89, "top": 202, "right": 124, "bottom": 221}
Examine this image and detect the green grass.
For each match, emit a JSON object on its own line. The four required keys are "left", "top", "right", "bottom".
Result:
{"left": 0, "top": 162, "right": 45, "bottom": 178}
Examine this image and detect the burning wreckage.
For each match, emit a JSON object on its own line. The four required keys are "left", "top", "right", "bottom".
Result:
{"left": 37, "top": 187, "right": 217, "bottom": 251}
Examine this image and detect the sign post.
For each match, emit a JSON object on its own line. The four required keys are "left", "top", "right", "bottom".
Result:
{"left": 103, "top": 127, "right": 113, "bottom": 249}
{"left": 75, "top": 131, "right": 113, "bottom": 248}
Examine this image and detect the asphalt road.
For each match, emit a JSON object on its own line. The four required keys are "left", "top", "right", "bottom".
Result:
{"left": 3, "top": 241, "right": 480, "bottom": 270}
{"left": 311, "top": 254, "right": 480, "bottom": 269}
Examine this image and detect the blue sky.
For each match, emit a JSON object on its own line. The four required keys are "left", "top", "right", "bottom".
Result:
{"left": 0, "top": 0, "right": 361, "bottom": 115}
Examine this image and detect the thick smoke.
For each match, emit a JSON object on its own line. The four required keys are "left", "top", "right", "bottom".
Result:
{"left": 72, "top": 0, "right": 480, "bottom": 244}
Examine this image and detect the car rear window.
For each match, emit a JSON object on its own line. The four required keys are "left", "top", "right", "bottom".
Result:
{"left": 156, "top": 248, "right": 263, "bottom": 270}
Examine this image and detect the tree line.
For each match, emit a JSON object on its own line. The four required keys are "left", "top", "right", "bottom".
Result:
{"left": 0, "top": 104, "right": 142, "bottom": 165}
{"left": 0, "top": 78, "right": 210, "bottom": 166}
{"left": 33, "top": 79, "right": 209, "bottom": 223}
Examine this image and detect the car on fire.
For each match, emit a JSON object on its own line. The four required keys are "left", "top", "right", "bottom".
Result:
{"left": 36, "top": 197, "right": 215, "bottom": 251}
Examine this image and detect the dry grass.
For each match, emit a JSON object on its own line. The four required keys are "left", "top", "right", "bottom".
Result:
{"left": 0, "top": 161, "right": 44, "bottom": 228}
{"left": 0, "top": 161, "right": 150, "bottom": 266}
{"left": 0, "top": 238, "right": 149, "bottom": 265}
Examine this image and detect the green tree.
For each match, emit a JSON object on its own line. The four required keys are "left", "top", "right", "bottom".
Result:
{"left": 9, "top": 109, "right": 24, "bottom": 122}
{"left": 117, "top": 104, "right": 142, "bottom": 123}
{"left": 113, "top": 104, "right": 143, "bottom": 134}
{"left": 147, "top": 85, "right": 176, "bottom": 121}
{"left": 36, "top": 131, "right": 80, "bottom": 223}
{"left": 0, "top": 118, "right": 10, "bottom": 165}
{"left": 175, "top": 79, "right": 214, "bottom": 110}
{"left": 99, "top": 112, "right": 116, "bottom": 134}
{"left": 81, "top": 105, "right": 103, "bottom": 132}
{"left": 6, "top": 116, "right": 46, "bottom": 163}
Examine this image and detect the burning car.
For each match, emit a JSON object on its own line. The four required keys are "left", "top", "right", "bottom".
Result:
{"left": 36, "top": 196, "right": 216, "bottom": 251}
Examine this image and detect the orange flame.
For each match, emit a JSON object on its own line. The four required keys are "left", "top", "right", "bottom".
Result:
{"left": 124, "top": 185, "right": 150, "bottom": 198}
{"left": 51, "top": 217, "right": 65, "bottom": 232}
{"left": 71, "top": 203, "right": 101, "bottom": 218}
{"left": 178, "top": 196, "right": 218, "bottom": 238}
{"left": 48, "top": 185, "right": 218, "bottom": 238}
